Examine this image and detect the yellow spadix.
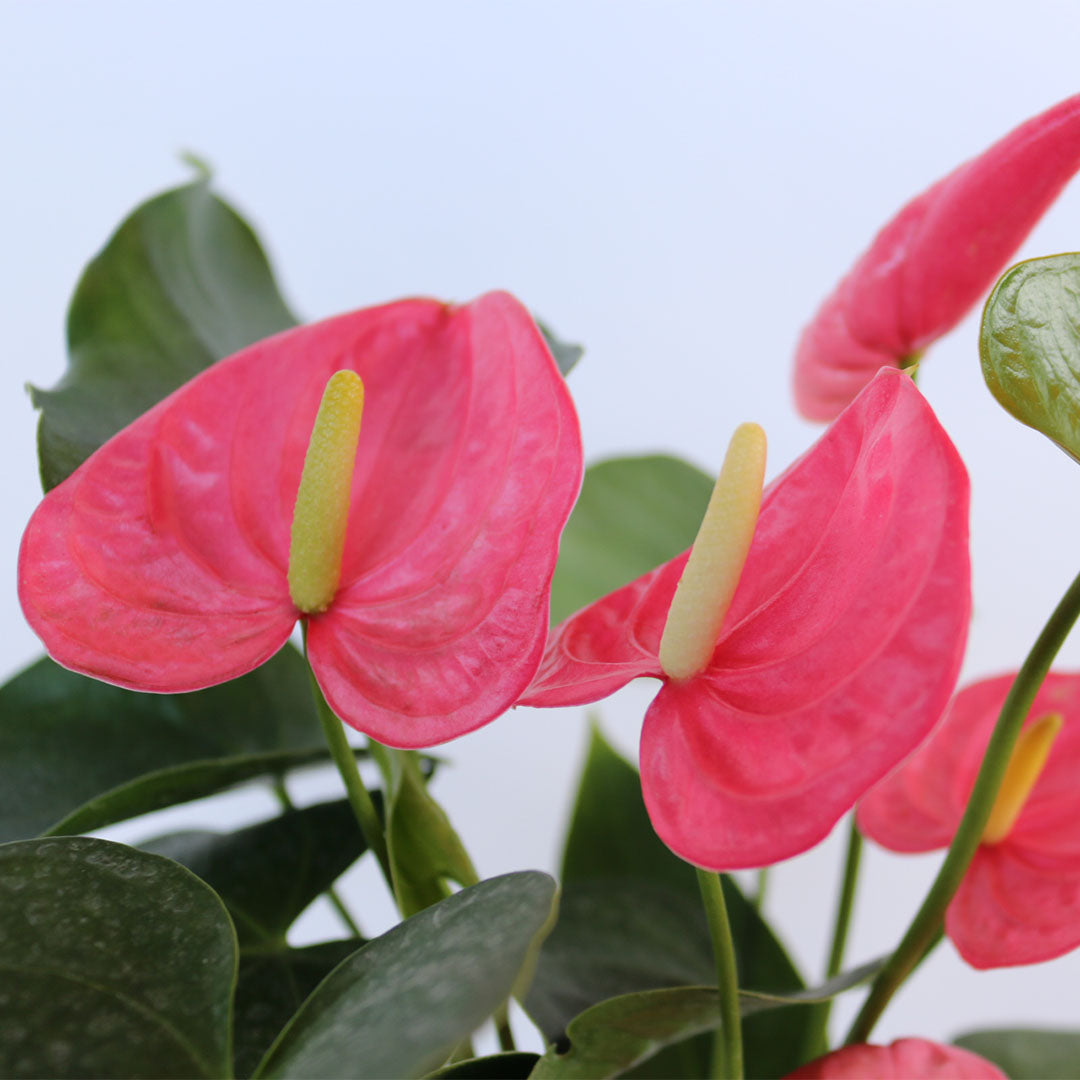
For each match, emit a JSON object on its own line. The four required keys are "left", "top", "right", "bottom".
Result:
{"left": 288, "top": 370, "right": 365, "bottom": 614}
{"left": 658, "top": 422, "right": 767, "bottom": 680}
{"left": 982, "top": 712, "right": 1063, "bottom": 845}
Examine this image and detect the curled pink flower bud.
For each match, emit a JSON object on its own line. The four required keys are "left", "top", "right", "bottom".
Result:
{"left": 785, "top": 1038, "right": 1004, "bottom": 1079}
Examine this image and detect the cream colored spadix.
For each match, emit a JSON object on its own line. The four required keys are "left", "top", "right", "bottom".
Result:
{"left": 658, "top": 422, "right": 767, "bottom": 680}
{"left": 982, "top": 712, "right": 1063, "bottom": 844}
{"left": 288, "top": 370, "right": 365, "bottom": 614}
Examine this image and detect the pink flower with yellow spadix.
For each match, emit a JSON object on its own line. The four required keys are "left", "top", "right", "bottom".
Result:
{"left": 795, "top": 93, "right": 1080, "bottom": 421}
{"left": 18, "top": 292, "right": 583, "bottom": 747}
{"left": 784, "top": 1038, "right": 1004, "bottom": 1079}
{"left": 521, "top": 368, "right": 971, "bottom": 870}
{"left": 859, "top": 671, "right": 1080, "bottom": 968}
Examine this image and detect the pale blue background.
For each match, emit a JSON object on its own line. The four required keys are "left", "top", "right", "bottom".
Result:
{"left": 5, "top": 0, "right": 1080, "bottom": 1054}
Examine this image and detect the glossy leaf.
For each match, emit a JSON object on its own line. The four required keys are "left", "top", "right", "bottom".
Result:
{"left": 427, "top": 1052, "right": 540, "bottom": 1078}
{"left": 141, "top": 799, "right": 367, "bottom": 946}
{"left": 953, "top": 1028, "right": 1080, "bottom": 1079}
{"left": 529, "top": 962, "right": 882, "bottom": 1080}
{"left": 0, "top": 647, "right": 327, "bottom": 842}
{"left": 0, "top": 837, "right": 236, "bottom": 1079}
{"left": 538, "top": 320, "right": 584, "bottom": 376}
{"left": 981, "top": 253, "right": 1080, "bottom": 461}
{"left": 234, "top": 940, "right": 363, "bottom": 1079}
{"left": 255, "top": 872, "right": 558, "bottom": 1080}
{"left": 370, "top": 744, "right": 478, "bottom": 917}
{"left": 549, "top": 455, "right": 712, "bottom": 624}
{"left": 527, "top": 727, "right": 817, "bottom": 1079}
{"left": 31, "top": 178, "right": 297, "bottom": 491}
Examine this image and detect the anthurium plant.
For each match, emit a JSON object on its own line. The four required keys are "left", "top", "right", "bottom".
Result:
{"left": 10, "top": 92, "right": 1080, "bottom": 1080}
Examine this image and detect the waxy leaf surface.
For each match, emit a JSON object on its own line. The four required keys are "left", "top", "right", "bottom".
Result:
{"left": 255, "top": 872, "right": 557, "bottom": 1080}
{"left": 549, "top": 455, "right": 712, "bottom": 624}
{"left": 524, "top": 369, "right": 971, "bottom": 869}
{"left": 0, "top": 647, "right": 326, "bottom": 842}
{"left": 31, "top": 178, "right": 297, "bottom": 491}
{"left": 859, "top": 671, "right": 1080, "bottom": 968}
{"left": 427, "top": 1052, "right": 540, "bottom": 1078}
{"left": 953, "top": 1028, "right": 1080, "bottom": 1079}
{"left": 20, "top": 291, "right": 583, "bottom": 747}
{"left": 0, "top": 837, "right": 235, "bottom": 1079}
{"left": 980, "top": 253, "right": 1080, "bottom": 461}
{"left": 795, "top": 93, "right": 1080, "bottom": 420}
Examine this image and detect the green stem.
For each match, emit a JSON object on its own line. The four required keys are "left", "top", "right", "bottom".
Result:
{"left": 752, "top": 868, "right": 769, "bottom": 912}
{"left": 494, "top": 1003, "right": 516, "bottom": 1052}
{"left": 303, "top": 633, "right": 394, "bottom": 891}
{"left": 271, "top": 776, "right": 363, "bottom": 938}
{"left": 846, "top": 566, "right": 1080, "bottom": 1045}
{"left": 696, "top": 869, "right": 743, "bottom": 1080}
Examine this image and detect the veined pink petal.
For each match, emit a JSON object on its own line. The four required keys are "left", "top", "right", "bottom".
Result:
{"left": 948, "top": 845, "right": 1080, "bottom": 968}
{"left": 795, "top": 93, "right": 1080, "bottom": 420}
{"left": 19, "top": 292, "right": 582, "bottom": 742}
{"left": 785, "top": 1038, "right": 1004, "bottom": 1079}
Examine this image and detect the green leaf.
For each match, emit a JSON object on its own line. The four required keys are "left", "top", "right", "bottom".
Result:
{"left": 141, "top": 799, "right": 367, "bottom": 947}
{"left": 981, "top": 253, "right": 1080, "bottom": 462}
{"left": 426, "top": 1052, "right": 540, "bottom": 1078}
{"left": 527, "top": 727, "right": 815, "bottom": 1078}
{"left": 370, "top": 744, "right": 478, "bottom": 917}
{"left": 549, "top": 455, "right": 712, "bottom": 623}
{"left": 31, "top": 178, "right": 297, "bottom": 490}
{"left": 0, "top": 646, "right": 328, "bottom": 842}
{"left": 233, "top": 940, "right": 363, "bottom": 1079}
{"left": 537, "top": 320, "right": 584, "bottom": 377}
{"left": 254, "top": 871, "right": 558, "bottom": 1080}
{"left": 953, "top": 1028, "right": 1080, "bottom": 1079}
{"left": 0, "top": 836, "right": 236, "bottom": 1079}
{"left": 529, "top": 962, "right": 883, "bottom": 1080}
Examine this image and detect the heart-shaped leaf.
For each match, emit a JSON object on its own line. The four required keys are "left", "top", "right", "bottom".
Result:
{"left": 550, "top": 455, "right": 712, "bottom": 624}
{"left": 0, "top": 836, "right": 236, "bottom": 1079}
{"left": 254, "top": 872, "right": 557, "bottom": 1080}
{"left": 141, "top": 799, "right": 367, "bottom": 947}
{"left": 529, "top": 961, "right": 883, "bottom": 1080}
{"left": 31, "top": 177, "right": 297, "bottom": 491}
{"left": 981, "top": 253, "right": 1080, "bottom": 461}
{"left": 953, "top": 1028, "right": 1080, "bottom": 1079}
{"left": 0, "top": 646, "right": 328, "bottom": 842}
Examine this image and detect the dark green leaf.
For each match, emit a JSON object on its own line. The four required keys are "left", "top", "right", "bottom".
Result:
{"left": 370, "top": 744, "right": 478, "bottom": 917}
{"left": 32, "top": 178, "right": 297, "bottom": 490}
{"left": 255, "top": 871, "right": 558, "bottom": 1080}
{"left": 141, "top": 799, "right": 367, "bottom": 947}
{"left": 529, "top": 962, "right": 883, "bottom": 1080}
{"left": 427, "top": 1052, "right": 540, "bottom": 1078}
{"left": 530, "top": 727, "right": 814, "bottom": 1078}
{"left": 0, "top": 836, "right": 235, "bottom": 1079}
{"left": 954, "top": 1028, "right": 1080, "bottom": 1079}
{"left": 537, "top": 320, "right": 584, "bottom": 377}
{"left": 0, "top": 646, "right": 328, "bottom": 842}
{"left": 234, "top": 940, "right": 362, "bottom": 1079}
{"left": 549, "top": 455, "right": 712, "bottom": 623}
{"left": 981, "top": 253, "right": 1080, "bottom": 462}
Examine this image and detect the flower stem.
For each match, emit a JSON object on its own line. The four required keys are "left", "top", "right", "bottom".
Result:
{"left": 752, "top": 868, "right": 769, "bottom": 912}
{"left": 696, "top": 869, "right": 743, "bottom": 1080}
{"left": 845, "top": 566, "right": 1080, "bottom": 1045}
{"left": 303, "top": 635, "right": 394, "bottom": 891}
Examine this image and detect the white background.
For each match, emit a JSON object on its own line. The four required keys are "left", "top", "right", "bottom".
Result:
{"left": 4, "top": 0, "right": 1080, "bottom": 1058}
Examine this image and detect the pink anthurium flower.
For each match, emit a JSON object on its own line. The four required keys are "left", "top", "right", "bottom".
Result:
{"left": 795, "top": 93, "right": 1080, "bottom": 421}
{"left": 520, "top": 368, "right": 970, "bottom": 870}
{"left": 784, "top": 1038, "right": 1005, "bottom": 1079}
{"left": 859, "top": 671, "right": 1080, "bottom": 968}
{"left": 18, "top": 291, "right": 583, "bottom": 748}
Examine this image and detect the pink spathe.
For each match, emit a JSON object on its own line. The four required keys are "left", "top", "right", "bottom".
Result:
{"left": 18, "top": 291, "right": 583, "bottom": 748}
{"left": 521, "top": 368, "right": 971, "bottom": 870}
{"left": 785, "top": 1038, "right": 1004, "bottom": 1079}
{"left": 795, "top": 94, "right": 1080, "bottom": 420}
{"left": 859, "top": 671, "right": 1080, "bottom": 968}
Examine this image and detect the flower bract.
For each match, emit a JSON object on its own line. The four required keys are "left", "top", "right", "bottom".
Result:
{"left": 19, "top": 291, "right": 583, "bottom": 748}
{"left": 521, "top": 368, "right": 970, "bottom": 870}
{"left": 795, "top": 93, "right": 1080, "bottom": 421}
{"left": 784, "top": 1038, "right": 1004, "bottom": 1079}
{"left": 859, "top": 670, "right": 1080, "bottom": 968}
